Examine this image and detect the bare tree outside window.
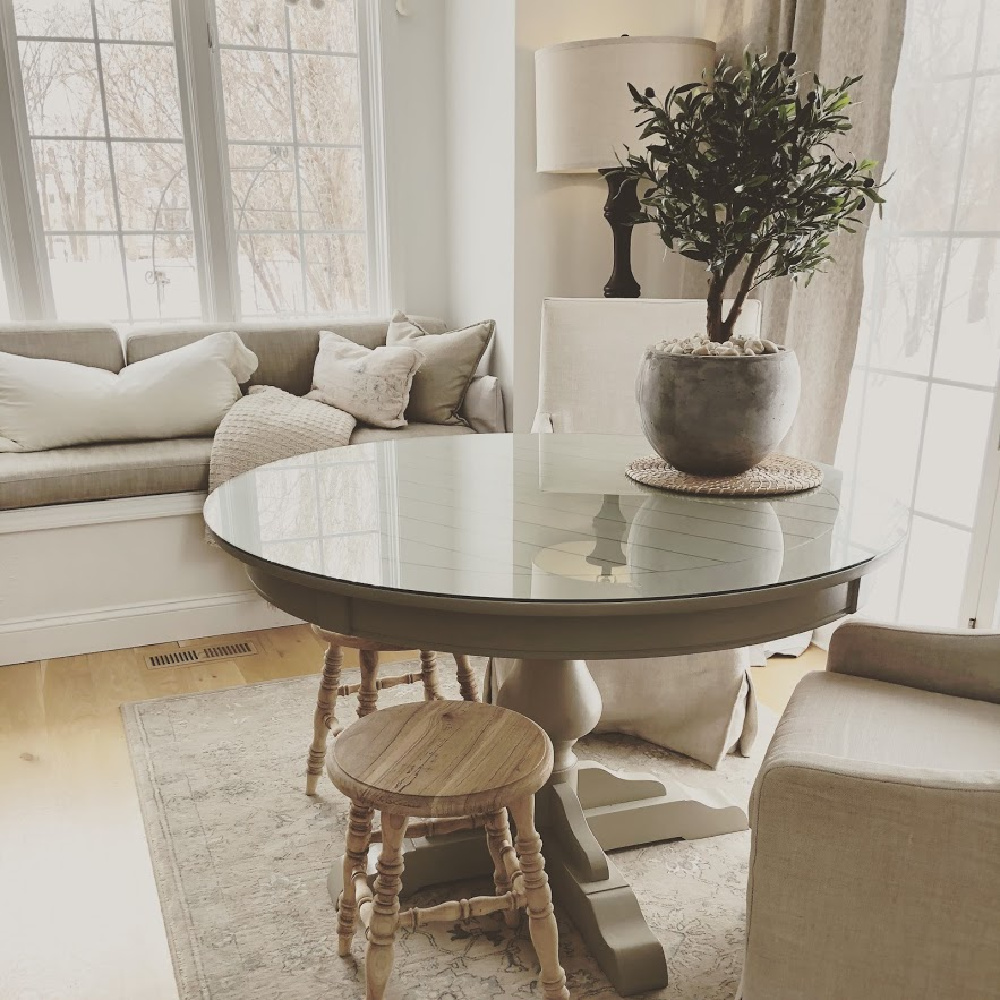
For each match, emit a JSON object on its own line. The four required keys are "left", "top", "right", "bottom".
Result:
{"left": 10, "top": 0, "right": 369, "bottom": 322}
{"left": 216, "top": 0, "right": 368, "bottom": 316}
{"left": 15, "top": 0, "right": 197, "bottom": 321}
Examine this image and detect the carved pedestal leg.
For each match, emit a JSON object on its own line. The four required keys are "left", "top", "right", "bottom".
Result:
{"left": 357, "top": 649, "right": 379, "bottom": 718}
{"left": 367, "top": 812, "right": 407, "bottom": 1000}
{"left": 484, "top": 808, "right": 519, "bottom": 928}
{"left": 306, "top": 644, "right": 343, "bottom": 795}
{"left": 419, "top": 650, "right": 443, "bottom": 701}
{"left": 509, "top": 796, "right": 569, "bottom": 1000}
{"left": 496, "top": 659, "right": 670, "bottom": 995}
{"left": 453, "top": 653, "right": 480, "bottom": 702}
{"left": 496, "top": 659, "right": 602, "bottom": 778}
{"left": 338, "top": 801, "right": 373, "bottom": 956}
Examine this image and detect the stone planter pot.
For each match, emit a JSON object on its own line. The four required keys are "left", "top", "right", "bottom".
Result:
{"left": 635, "top": 347, "right": 801, "bottom": 476}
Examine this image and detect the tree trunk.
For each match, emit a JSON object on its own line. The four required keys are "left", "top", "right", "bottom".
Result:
{"left": 707, "top": 273, "right": 726, "bottom": 343}
{"left": 721, "top": 247, "right": 767, "bottom": 341}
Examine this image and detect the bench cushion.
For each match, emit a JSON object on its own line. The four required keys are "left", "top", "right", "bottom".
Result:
{"left": 0, "top": 437, "right": 212, "bottom": 509}
{"left": 0, "top": 424, "right": 475, "bottom": 509}
{"left": 350, "top": 423, "right": 476, "bottom": 444}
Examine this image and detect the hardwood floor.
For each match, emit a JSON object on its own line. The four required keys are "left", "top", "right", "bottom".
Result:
{"left": 0, "top": 625, "right": 820, "bottom": 1000}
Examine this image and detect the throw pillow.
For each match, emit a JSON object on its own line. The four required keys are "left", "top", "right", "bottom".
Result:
{"left": 182, "top": 329, "right": 259, "bottom": 383}
{"left": 0, "top": 331, "right": 258, "bottom": 453}
{"left": 386, "top": 312, "right": 495, "bottom": 425}
{"left": 307, "top": 331, "right": 424, "bottom": 429}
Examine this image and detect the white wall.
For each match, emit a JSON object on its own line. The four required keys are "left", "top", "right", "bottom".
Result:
{"left": 436, "top": 1, "right": 727, "bottom": 428}
{"left": 444, "top": 0, "right": 516, "bottom": 415}
{"left": 380, "top": 0, "right": 450, "bottom": 318}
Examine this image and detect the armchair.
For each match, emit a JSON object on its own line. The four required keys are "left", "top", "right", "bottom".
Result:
{"left": 742, "top": 621, "right": 1000, "bottom": 1000}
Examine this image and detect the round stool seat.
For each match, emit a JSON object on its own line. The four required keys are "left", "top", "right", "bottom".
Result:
{"left": 328, "top": 701, "right": 553, "bottom": 818}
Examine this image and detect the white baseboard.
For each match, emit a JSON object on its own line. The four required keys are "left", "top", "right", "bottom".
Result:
{"left": 0, "top": 590, "right": 299, "bottom": 667}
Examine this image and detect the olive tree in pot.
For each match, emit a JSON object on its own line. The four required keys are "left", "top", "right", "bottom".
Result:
{"left": 623, "top": 50, "right": 886, "bottom": 476}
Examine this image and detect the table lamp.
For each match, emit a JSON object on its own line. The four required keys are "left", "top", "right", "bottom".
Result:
{"left": 535, "top": 35, "right": 716, "bottom": 298}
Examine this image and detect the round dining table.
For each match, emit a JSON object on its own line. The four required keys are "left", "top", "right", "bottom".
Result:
{"left": 204, "top": 432, "right": 906, "bottom": 996}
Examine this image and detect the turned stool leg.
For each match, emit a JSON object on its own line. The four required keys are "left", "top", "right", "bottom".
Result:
{"left": 419, "top": 650, "right": 443, "bottom": 701}
{"left": 306, "top": 644, "right": 343, "bottom": 795}
{"left": 509, "top": 796, "right": 569, "bottom": 1000}
{"left": 454, "top": 653, "right": 480, "bottom": 702}
{"left": 485, "top": 808, "right": 520, "bottom": 929}
{"left": 367, "top": 812, "right": 407, "bottom": 1000}
{"left": 357, "top": 649, "right": 379, "bottom": 718}
{"left": 338, "top": 801, "right": 374, "bottom": 956}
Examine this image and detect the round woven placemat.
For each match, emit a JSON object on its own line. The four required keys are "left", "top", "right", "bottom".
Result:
{"left": 626, "top": 453, "right": 823, "bottom": 497}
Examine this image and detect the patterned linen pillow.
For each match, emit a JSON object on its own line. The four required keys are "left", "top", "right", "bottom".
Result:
{"left": 307, "top": 331, "right": 424, "bottom": 429}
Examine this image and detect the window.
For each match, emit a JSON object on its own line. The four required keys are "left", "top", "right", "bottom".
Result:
{"left": 837, "top": 0, "right": 1000, "bottom": 627}
{"left": 216, "top": 0, "right": 369, "bottom": 316}
{"left": 0, "top": 0, "right": 384, "bottom": 324}
{"left": 14, "top": 0, "right": 198, "bottom": 321}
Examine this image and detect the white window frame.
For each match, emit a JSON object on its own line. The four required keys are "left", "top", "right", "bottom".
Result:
{"left": 0, "top": 0, "right": 390, "bottom": 324}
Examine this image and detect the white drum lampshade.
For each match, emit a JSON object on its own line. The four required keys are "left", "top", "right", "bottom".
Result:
{"left": 535, "top": 35, "right": 716, "bottom": 298}
{"left": 535, "top": 35, "right": 716, "bottom": 174}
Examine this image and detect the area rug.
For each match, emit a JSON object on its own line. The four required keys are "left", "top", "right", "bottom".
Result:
{"left": 123, "top": 659, "right": 774, "bottom": 1000}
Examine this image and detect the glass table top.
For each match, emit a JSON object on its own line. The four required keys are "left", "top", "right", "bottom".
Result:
{"left": 204, "top": 433, "right": 907, "bottom": 604}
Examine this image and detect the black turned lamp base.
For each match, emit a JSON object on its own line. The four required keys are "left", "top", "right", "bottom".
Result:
{"left": 600, "top": 167, "right": 641, "bottom": 299}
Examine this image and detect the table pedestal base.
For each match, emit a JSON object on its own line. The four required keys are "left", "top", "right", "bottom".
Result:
{"left": 328, "top": 657, "right": 748, "bottom": 996}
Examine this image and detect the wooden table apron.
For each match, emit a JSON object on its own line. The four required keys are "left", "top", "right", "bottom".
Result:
{"left": 211, "top": 529, "right": 889, "bottom": 996}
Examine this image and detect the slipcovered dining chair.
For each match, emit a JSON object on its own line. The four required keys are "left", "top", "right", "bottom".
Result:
{"left": 490, "top": 297, "right": 763, "bottom": 768}
{"left": 741, "top": 621, "right": 1000, "bottom": 999}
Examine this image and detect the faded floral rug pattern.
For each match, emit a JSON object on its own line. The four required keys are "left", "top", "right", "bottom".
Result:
{"left": 123, "top": 659, "right": 772, "bottom": 1000}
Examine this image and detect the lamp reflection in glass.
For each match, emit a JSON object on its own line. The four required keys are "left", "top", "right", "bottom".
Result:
{"left": 586, "top": 494, "right": 628, "bottom": 582}
{"left": 530, "top": 495, "right": 636, "bottom": 599}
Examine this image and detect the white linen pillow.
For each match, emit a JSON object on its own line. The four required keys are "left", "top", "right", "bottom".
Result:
{"left": 0, "top": 332, "right": 258, "bottom": 453}
{"left": 306, "top": 331, "right": 424, "bottom": 429}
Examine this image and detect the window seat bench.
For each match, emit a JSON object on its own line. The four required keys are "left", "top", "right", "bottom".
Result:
{"left": 0, "top": 317, "right": 503, "bottom": 666}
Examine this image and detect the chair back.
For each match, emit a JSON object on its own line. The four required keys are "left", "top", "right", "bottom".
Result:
{"left": 534, "top": 297, "right": 763, "bottom": 434}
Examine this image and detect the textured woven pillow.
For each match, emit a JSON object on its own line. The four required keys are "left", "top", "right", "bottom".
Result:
{"left": 0, "top": 331, "right": 257, "bottom": 453}
{"left": 386, "top": 312, "right": 494, "bottom": 425}
{"left": 307, "top": 331, "right": 424, "bottom": 429}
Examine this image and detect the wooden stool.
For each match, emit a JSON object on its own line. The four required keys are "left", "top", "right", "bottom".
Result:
{"left": 328, "top": 700, "right": 570, "bottom": 1000}
{"left": 306, "top": 626, "right": 480, "bottom": 795}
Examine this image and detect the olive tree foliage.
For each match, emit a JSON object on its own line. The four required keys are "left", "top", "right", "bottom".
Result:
{"left": 622, "top": 50, "right": 887, "bottom": 343}
{"left": 16, "top": 0, "right": 365, "bottom": 315}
